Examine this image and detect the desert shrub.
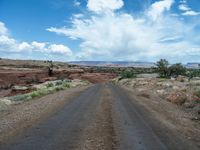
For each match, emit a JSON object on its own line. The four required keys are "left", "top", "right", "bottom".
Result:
{"left": 10, "top": 94, "right": 30, "bottom": 101}
{"left": 169, "top": 63, "right": 186, "bottom": 77}
{"left": 55, "top": 81, "right": 63, "bottom": 86}
{"left": 37, "top": 89, "right": 50, "bottom": 96}
{"left": 63, "top": 82, "right": 70, "bottom": 88}
{"left": 30, "top": 91, "right": 40, "bottom": 98}
{"left": 46, "top": 83, "right": 54, "bottom": 88}
{"left": 186, "top": 69, "right": 200, "bottom": 81}
{"left": 120, "top": 70, "right": 136, "bottom": 79}
{"left": 156, "top": 59, "right": 170, "bottom": 78}
{"left": 8, "top": 80, "right": 73, "bottom": 102}
{"left": 55, "top": 86, "right": 64, "bottom": 91}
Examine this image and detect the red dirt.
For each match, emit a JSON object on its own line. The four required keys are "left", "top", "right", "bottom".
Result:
{"left": 0, "top": 69, "right": 117, "bottom": 97}
{"left": 69, "top": 73, "right": 118, "bottom": 83}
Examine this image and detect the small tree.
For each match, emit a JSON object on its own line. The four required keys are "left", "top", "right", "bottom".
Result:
{"left": 47, "top": 60, "right": 53, "bottom": 76}
{"left": 186, "top": 69, "right": 200, "bottom": 81}
{"left": 169, "top": 63, "right": 186, "bottom": 77}
{"left": 156, "top": 59, "right": 170, "bottom": 78}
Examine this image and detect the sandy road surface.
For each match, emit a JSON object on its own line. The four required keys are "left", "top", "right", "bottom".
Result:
{"left": 0, "top": 84, "right": 199, "bottom": 150}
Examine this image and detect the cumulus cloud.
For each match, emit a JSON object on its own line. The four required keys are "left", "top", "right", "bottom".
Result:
{"left": 46, "top": 0, "right": 200, "bottom": 62}
{"left": 0, "top": 21, "right": 73, "bottom": 59}
{"left": 182, "top": 10, "right": 200, "bottom": 16}
{"left": 87, "top": 0, "right": 124, "bottom": 13}
{"left": 32, "top": 41, "right": 46, "bottom": 50}
{"left": 0, "top": 22, "right": 8, "bottom": 35}
{"left": 18, "top": 42, "right": 33, "bottom": 51}
{"left": 147, "top": 0, "right": 174, "bottom": 20}
{"left": 48, "top": 44, "right": 72, "bottom": 55}
{"left": 179, "top": 0, "right": 200, "bottom": 16}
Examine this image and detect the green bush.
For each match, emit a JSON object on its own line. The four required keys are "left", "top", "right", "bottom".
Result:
{"left": 63, "top": 82, "right": 70, "bottom": 88}
{"left": 186, "top": 69, "right": 200, "bottom": 81}
{"left": 46, "top": 83, "right": 54, "bottom": 88}
{"left": 55, "top": 86, "right": 64, "bottom": 91}
{"left": 156, "top": 59, "right": 186, "bottom": 78}
{"left": 30, "top": 91, "right": 40, "bottom": 98}
{"left": 169, "top": 63, "right": 186, "bottom": 77}
{"left": 55, "top": 81, "right": 63, "bottom": 86}
{"left": 10, "top": 94, "right": 29, "bottom": 101}
{"left": 120, "top": 70, "right": 136, "bottom": 79}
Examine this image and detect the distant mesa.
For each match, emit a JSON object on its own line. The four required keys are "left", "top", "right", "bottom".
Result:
{"left": 69, "top": 61, "right": 200, "bottom": 69}
{"left": 185, "top": 63, "right": 200, "bottom": 69}
{"left": 68, "top": 61, "right": 156, "bottom": 68}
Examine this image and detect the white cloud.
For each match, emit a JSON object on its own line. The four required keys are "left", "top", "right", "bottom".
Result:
{"left": 0, "top": 22, "right": 8, "bottom": 35}
{"left": 179, "top": 4, "right": 190, "bottom": 11}
{"left": 0, "top": 35, "right": 16, "bottom": 46}
{"left": 48, "top": 44, "right": 72, "bottom": 55}
{"left": 0, "top": 21, "right": 73, "bottom": 58}
{"left": 47, "top": 0, "right": 200, "bottom": 62}
{"left": 18, "top": 42, "right": 33, "bottom": 51}
{"left": 178, "top": 1, "right": 200, "bottom": 16}
{"left": 32, "top": 41, "right": 46, "bottom": 50}
{"left": 147, "top": 0, "right": 174, "bottom": 20}
{"left": 182, "top": 10, "right": 200, "bottom": 16}
{"left": 87, "top": 0, "right": 124, "bottom": 13}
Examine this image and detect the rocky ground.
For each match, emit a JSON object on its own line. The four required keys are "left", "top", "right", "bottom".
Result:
{"left": 113, "top": 74, "right": 200, "bottom": 120}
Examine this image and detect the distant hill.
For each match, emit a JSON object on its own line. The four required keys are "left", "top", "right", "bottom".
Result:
{"left": 68, "top": 61, "right": 156, "bottom": 68}
{"left": 185, "top": 63, "right": 200, "bottom": 69}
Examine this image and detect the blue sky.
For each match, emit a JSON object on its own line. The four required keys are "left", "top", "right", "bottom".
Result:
{"left": 0, "top": 0, "right": 200, "bottom": 62}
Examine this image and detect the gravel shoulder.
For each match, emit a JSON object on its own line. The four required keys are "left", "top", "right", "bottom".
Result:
{"left": 0, "top": 85, "right": 91, "bottom": 144}
{"left": 120, "top": 84, "right": 200, "bottom": 149}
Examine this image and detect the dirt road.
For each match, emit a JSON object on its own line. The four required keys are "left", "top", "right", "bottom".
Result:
{"left": 0, "top": 84, "right": 199, "bottom": 150}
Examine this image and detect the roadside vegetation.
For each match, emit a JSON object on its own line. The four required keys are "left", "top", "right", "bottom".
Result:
{"left": 114, "top": 59, "right": 200, "bottom": 120}
{"left": 120, "top": 70, "right": 136, "bottom": 80}
{"left": 9, "top": 81, "right": 71, "bottom": 102}
{"left": 156, "top": 59, "right": 186, "bottom": 78}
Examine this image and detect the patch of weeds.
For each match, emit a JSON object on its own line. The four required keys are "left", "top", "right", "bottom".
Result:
{"left": 46, "top": 83, "right": 54, "bottom": 88}
{"left": 55, "top": 86, "right": 64, "bottom": 91}
{"left": 30, "top": 91, "right": 40, "bottom": 98}
{"left": 8, "top": 81, "right": 73, "bottom": 102}
{"left": 10, "top": 94, "right": 30, "bottom": 101}
{"left": 37, "top": 89, "right": 49, "bottom": 96}
{"left": 63, "top": 82, "right": 70, "bottom": 88}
